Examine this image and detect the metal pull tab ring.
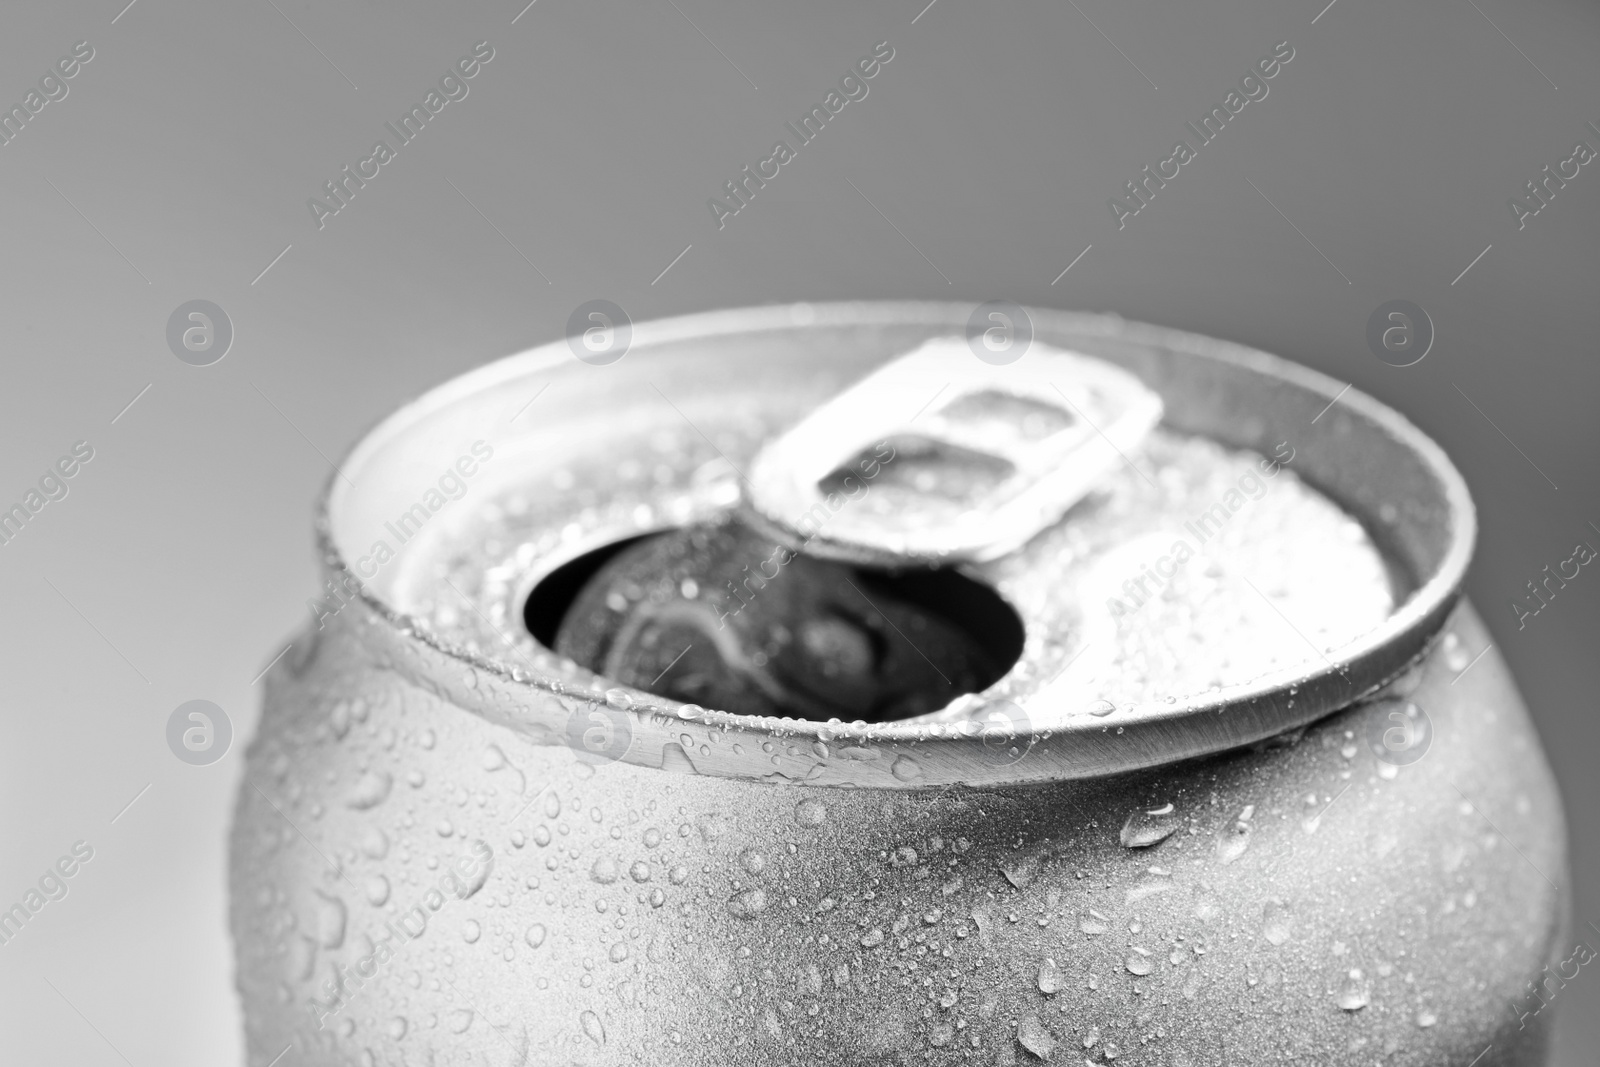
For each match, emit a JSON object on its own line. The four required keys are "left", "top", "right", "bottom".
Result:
{"left": 747, "top": 335, "right": 1164, "bottom": 563}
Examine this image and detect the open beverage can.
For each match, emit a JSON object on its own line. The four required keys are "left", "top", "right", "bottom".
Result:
{"left": 231, "top": 302, "right": 1568, "bottom": 1065}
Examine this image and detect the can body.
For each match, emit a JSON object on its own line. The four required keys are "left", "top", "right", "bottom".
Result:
{"left": 231, "top": 305, "right": 1568, "bottom": 1065}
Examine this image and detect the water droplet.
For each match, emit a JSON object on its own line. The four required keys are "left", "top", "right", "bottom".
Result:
{"left": 739, "top": 848, "right": 767, "bottom": 874}
{"left": 1125, "top": 949, "right": 1153, "bottom": 976}
{"left": 1216, "top": 815, "right": 1253, "bottom": 864}
{"left": 345, "top": 771, "right": 392, "bottom": 810}
{"left": 481, "top": 745, "right": 506, "bottom": 771}
{"left": 1037, "top": 957, "right": 1062, "bottom": 994}
{"left": 581, "top": 1009, "right": 606, "bottom": 1046}
{"left": 455, "top": 840, "right": 493, "bottom": 899}
{"left": 1441, "top": 631, "right": 1471, "bottom": 672}
{"left": 727, "top": 887, "right": 767, "bottom": 918}
{"left": 365, "top": 876, "right": 390, "bottom": 907}
{"left": 630, "top": 861, "right": 651, "bottom": 883}
{"left": 1017, "top": 1012, "right": 1057, "bottom": 1059}
{"left": 642, "top": 827, "right": 662, "bottom": 847}
{"left": 359, "top": 827, "right": 389, "bottom": 860}
{"left": 447, "top": 1008, "right": 474, "bottom": 1033}
{"left": 387, "top": 1016, "right": 407, "bottom": 1040}
{"left": 1079, "top": 909, "right": 1109, "bottom": 936}
{"left": 669, "top": 866, "right": 688, "bottom": 885}
{"left": 860, "top": 927, "right": 885, "bottom": 947}
{"left": 315, "top": 892, "right": 347, "bottom": 949}
{"left": 660, "top": 743, "right": 697, "bottom": 775}
{"left": 1125, "top": 870, "right": 1173, "bottom": 906}
{"left": 1087, "top": 699, "right": 1116, "bottom": 717}
{"left": 283, "top": 934, "right": 315, "bottom": 982}
{"left": 649, "top": 888, "right": 665, "bottom": 908}
{"left": 525, "top": 923, "right": 546, "bottom": 948}
{"left": 890, "top": 756, "right": 922, "bottom": 781}
{"left": 462, "top": 919, "right": 481, "bottom": 943}
{"left": 1337, "top": 969, "right": 1371, "bottom": 1011}
{"left": 794, "top": 798, "right": 827, "bottom": 827}
{"left": 1120, "top": 802, "right": 1180, "bottom": 848}
{"left": 1001, "top": 854, "right": 1039, "bottom": 889}
{"left": 591, "top": 858, "right": 619, "bottom": 885}
{"left": 609, "top": 942, "right": 628, "bottom": 962}
{"left": 1261, "top": 899, "right": 1292, "bottom": 946}
{"left": 604, "top": 688, "right": 632, "bottom": 710}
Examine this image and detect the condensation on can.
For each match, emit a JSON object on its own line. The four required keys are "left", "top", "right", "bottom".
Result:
{"left": 231, "top": 303, "right": 1568, "bottom": 1066}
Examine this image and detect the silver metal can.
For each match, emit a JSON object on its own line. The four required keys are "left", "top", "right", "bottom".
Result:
{"left": 231, "top": 302, "right": 1568, "bottom": 1065}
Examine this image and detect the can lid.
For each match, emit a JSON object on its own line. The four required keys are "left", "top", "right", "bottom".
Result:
{"left": 321, "top": 302, "right": 1476, "bottom": 789}
{"left": 747, "top": 337, "right": 1163, "bottom": 564}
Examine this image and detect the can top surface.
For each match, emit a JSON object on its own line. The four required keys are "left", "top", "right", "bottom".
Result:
{"left": 317, "top": 302, "right": 1474, "bottom": 787}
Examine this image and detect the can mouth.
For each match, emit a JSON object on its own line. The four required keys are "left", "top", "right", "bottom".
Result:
{"left": 520, "top": 521, "right": 1029, "bottom": 723}
{"left": 316, "top": 302, "right": 1474, "bottom": 787}
{"left": 521, "top": 533, "right": 654, "bottom": 651}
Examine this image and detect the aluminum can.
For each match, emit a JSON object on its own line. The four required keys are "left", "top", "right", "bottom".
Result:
{"left": 231, "top": 302, "right": 1569, "bottom": 1066}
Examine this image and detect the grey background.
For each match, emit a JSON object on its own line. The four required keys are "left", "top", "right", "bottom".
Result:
{"left": 0, "top": 0, "right": 1595, "bottom": 1063}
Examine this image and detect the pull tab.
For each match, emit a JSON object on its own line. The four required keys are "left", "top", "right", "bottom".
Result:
{"left": 747, "top": 336, "right": 1163, "bottom": 563}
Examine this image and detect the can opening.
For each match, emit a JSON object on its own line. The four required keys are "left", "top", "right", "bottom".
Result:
{"left": 523, "top": 534, "right": 655, "bottom": 649}
{"left": 522, "top": 521, "right": 1025, "bottom": 724}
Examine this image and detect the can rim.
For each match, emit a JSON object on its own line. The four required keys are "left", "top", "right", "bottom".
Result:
{"left": 311, "top": 301, "right": 1475, "bottom": 787}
